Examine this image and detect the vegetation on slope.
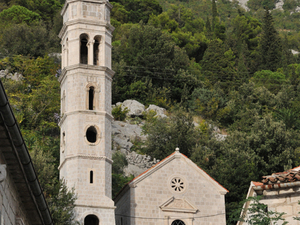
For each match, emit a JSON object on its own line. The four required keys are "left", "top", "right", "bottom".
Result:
{"left": 1, "top": 0, "right": 300, "bottom": 224}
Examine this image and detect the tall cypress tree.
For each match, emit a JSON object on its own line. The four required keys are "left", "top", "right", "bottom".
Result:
{"left": 259, "top": 9, "right": 282, "bottom": 71}
{"left": 212, "top": 0, "right": 218, "bottom": 31}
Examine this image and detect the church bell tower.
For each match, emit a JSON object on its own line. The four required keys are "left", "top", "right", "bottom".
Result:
{"left": 58, "top": 0, "right": 115, "bottom": 224}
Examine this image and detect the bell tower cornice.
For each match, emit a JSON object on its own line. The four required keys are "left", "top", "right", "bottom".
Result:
{"left": 61, "top": 0, "right": 113, "bottom": 15}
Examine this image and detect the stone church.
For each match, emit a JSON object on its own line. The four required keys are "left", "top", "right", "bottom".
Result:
{"left": 58, "top": 1, "right": 228, "bottom": 225}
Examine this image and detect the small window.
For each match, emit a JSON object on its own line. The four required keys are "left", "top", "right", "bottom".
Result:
{"left": 171, "top": 220, "right": 186, "bottom": 225}
{"left": 86, "top": 126, "right": 97, "bottom": 143}
{"left": 62, "top": 132, "right": 66, "bottom": 146}
{"left": 84, "top": 215, "right": 99, "bottom": 225}
{"left": 88, "top": 87, "right": 95, "bottom": 110}
{"left": 90, "top": 171, "right": 93, "bottom": 184}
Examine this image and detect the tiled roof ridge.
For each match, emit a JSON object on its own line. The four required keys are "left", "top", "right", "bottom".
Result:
{"left": 262, "top": 168, "right": 300, "bottom": 184}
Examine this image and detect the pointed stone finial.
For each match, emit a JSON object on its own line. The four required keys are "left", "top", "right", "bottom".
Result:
{"left": 175, "top": 147, "right": 180, "bottom": 153}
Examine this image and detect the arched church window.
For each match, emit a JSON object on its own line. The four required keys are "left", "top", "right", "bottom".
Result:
{"left": 93, "top": 36, "right": 101, "bottom": 66}
{"left": 86, "top": 126, "right": 97, "bottom": 143}
{"left": 171, "top": 220, "right": 186, "bottom": 225}
{"left": 80, "top": 34, "right": 89, "bottom": 64}
{"left": 88, "top": 86, "right": 95, "bottom": 110}
{"left": 84, "top": 215, "right": 99, "bottom": 225}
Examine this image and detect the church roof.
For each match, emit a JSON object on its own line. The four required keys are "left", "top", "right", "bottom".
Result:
{"left": 0, "top": 80, "right": 53, "bottom": 225}
{"left": 114, "top": 149, "right": 228, "bottom": 202}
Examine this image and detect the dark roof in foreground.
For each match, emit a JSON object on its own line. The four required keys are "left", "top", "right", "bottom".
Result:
{"left": 0, "top": 79, "right": 53, "bottom": 225}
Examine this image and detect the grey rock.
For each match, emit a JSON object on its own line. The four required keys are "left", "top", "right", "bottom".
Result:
{"left": 121, "top": 100, "right": 145, "bottom": 117}
{"left": 145, "top": 104, "right": 167, "bottom": 118}
{"left": 0, "top": 70, "right": 23, "bottom": 81}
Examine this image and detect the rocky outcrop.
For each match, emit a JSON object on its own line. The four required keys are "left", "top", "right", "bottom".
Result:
{"left": 115, "top": 100, "right": 167, "bottom": 118}
{"left": 112, "top": 120, "right": 159, "bottom": 176}
{"left": 119, "top": 100, "right": 145, "bottom": 117}
{"left": 145, "top": 104, "right": 167, "bottom": 118}
{"left": 0, "top": 70, "right": 23, "bottom": 81}
{"left": 111, "top": 100, "right": 167, "bottom": 176}
{"left": 112, "top": 100, "right": 226, "bottom": 176}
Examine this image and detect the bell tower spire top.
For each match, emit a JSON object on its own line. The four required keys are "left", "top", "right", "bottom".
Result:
{"left": 58, "top": 0, "right": 115, "bottom": 224}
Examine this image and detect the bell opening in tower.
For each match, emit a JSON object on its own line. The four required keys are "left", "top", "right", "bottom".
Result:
{"left": 93, "top": 37, "right": 100, "bottom": 65}
{"left": 80, "top": 34, "right": 88, "bottom": 64}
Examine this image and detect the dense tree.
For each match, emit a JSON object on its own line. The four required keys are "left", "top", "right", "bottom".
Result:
{"left": 259, "top": 9, "right": 282, "bottom": 71}
{"left": 200, "top": 39, "right": 236, "bottom": 92}
{"left": 112, "top": 23, "right": 195, "bottom": 103}
{"left": 111, "top": 0, "right": 162, "bottom": 23}
{"left": 0, "top": 5, "right": 40, "bottom": 25}
{"left": 142, "top": 110, "right": 201, "bottom": 159}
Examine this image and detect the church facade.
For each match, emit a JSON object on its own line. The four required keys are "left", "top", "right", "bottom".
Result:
{"left": 114, "top": 149, "right": 228, "bottom": 225}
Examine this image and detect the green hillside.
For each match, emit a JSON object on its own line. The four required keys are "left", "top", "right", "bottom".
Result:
{"left": 1, "top": 0, "right": 300, "bottom": 224}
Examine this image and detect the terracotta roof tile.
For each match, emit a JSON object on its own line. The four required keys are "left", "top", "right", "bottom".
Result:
{"left": 252, "top": 181, "right": 263, "bottom": 186}
{"left": 261, "top": 167, "right": 300, "bottom": 184}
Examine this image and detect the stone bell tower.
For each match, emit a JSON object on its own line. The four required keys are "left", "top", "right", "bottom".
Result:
{"left": 58, "top": 0, "right": 115, "bottom": 224}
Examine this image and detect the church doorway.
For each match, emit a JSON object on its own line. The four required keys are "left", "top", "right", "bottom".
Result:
{"left": 84, "top": 214, "right": 99, "bottom": 225}
{"left": 171, "top": 220, "right": 185, "bottom": 225}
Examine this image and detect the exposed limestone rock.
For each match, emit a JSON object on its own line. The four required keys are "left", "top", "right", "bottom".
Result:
{"left": 112, "top": 101, "right": 227, "bottom": 176}
{"left": 121, "top": 100, "right": 145, "bottom": 117}
{"left": 112, "top": 120, "right": 158, "bottom": 176}
{"left": 145, "top": 104, "right": 167, "bottom": 118}
{"left": 0, "top": 70, "right": 23, "bottom": 81}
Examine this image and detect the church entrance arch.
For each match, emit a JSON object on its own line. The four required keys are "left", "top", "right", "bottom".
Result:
{"left": 171, "top": 220, "right": 185, "bottom": 225}
{"left": 84, "top": 214, "right": 99, "bottom": 225}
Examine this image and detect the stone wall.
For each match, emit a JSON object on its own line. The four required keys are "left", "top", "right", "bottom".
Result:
{"left": 115, "top": 153, "right": 227, "bottom": 225}
{"left": 260, "top": 188, "right": 300, "bottom": 225}
{"left": 0, "top": 163, "right": 30, "bottom": 225}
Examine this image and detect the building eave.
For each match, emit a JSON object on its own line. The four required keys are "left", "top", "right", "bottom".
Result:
{"left": 0, "top": 79, "right": 53, "bottom": 225}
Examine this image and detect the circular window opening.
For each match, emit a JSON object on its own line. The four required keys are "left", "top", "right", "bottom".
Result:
{"left": 86, "top": 126, "right": 97, "bottom": 143}
{"left": 171, "top": 220, "right": 185, "bottom": 225}
{"left": 170, "top": 177, "right": 185, "bottom": 192}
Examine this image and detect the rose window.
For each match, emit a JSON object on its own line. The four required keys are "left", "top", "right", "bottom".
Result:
{"left": 171, "top": 177, "right": 185, "bottom": 192}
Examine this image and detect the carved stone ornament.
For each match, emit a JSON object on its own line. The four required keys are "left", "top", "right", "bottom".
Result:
{"left": 0, "top": 164, "right": 7, "bottom": 183}
{"left": 160, "top": 197, "right": 198, "bottom": 213}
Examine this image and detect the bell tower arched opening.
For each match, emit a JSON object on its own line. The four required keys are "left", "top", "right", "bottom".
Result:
{"left": 80, "top": 34, "right": 89, "bottom": 64}
{"left": 84, "top": 215, "right": 99, "bottom": 225}
{"left": 93, "top": 36, "right": 101, "bottom": 65}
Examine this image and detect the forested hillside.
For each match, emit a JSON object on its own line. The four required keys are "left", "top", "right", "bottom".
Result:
{"left": 1, "top": 0, "right": 300, "bottom": 224}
